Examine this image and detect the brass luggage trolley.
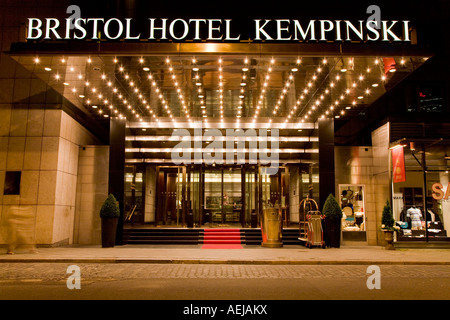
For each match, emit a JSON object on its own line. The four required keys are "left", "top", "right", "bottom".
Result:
{"left": 298, "top": 197, "right": 325, "bottom": 248}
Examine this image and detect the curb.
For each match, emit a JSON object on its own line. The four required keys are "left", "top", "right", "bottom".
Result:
{"left": 1, "top": 258, "right": 449, "bottom": 265}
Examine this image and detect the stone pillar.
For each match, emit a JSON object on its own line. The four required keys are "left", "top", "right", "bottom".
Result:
{"left": 318, "top": 118, "right": 335, "bottom": 210}
{"left": 108, "top": 118, "right": 126, "bottom": 245}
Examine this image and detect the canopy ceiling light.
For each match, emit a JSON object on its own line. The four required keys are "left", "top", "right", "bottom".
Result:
{"left": 12, "top": 54, "right": 427, "bottom": 127}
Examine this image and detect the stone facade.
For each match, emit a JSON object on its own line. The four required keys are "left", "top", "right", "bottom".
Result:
{"left": 0, "top": 1, "right": 108, "bottom": 247}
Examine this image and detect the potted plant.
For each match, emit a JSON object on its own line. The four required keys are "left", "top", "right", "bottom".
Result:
{"left": 322, "top": 194, "right": 343, "bottom": 248}
{"left": 100, "top": 194, "right": 120, "bottom": 248}
{"left": 380, "top": 200, "right": 398, "bottom": 250}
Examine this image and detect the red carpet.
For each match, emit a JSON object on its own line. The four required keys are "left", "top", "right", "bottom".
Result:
{"left": 201, "top": 229, "right": 243, "bottom": 248}
{"left": 201, "top": 244, "right": 243, "bottom": 249}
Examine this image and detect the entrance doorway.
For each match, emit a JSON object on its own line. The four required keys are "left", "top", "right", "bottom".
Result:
{"left": 146, "top": 164, "right": 293, "bottom": 228}
{"left": 155, "top": 166, "right": 186, "bottom": 226}
{"left": 203, "top": 166, "right": 242, "bottom": 227}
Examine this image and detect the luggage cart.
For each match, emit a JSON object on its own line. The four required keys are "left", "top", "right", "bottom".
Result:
{"left": 298, "top": 197, "right": 319, "bottom": 243}
{"left": 305, "top": 211, "right": 325, "bottom": 249}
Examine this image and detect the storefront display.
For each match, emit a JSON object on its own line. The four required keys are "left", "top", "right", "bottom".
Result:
{"left": 339, "top": 184, "right": 366, "bottom": 241}
{"left": 391, "top": 144, "right": 450, "bottom": 242}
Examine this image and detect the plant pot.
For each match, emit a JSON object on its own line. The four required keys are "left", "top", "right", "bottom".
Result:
{"left": 383, "top": 230, "right": 395, "bottom": 250}
{"left": 101, "top": 217, "right": 118, "bottom": 248}
{"left": 324, "top": 218, "right": 341, "bottom": 248}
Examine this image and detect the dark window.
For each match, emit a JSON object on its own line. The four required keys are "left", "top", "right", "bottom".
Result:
{"left": 4, "top": 171, "right": 21, "bottom": 195}
{"left": 418, "top": 85, "right": 444, "bottom": 113}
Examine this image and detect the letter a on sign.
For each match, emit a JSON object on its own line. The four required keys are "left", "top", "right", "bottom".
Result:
{"left": 392, "top": 146, "right": 406, "bottom": 183}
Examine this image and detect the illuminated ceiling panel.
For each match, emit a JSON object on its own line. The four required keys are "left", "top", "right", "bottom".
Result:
{"left": 12, "top": 54, "right": 427, "bottom": 125}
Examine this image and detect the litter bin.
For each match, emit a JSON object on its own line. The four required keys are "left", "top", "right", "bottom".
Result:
{"left": 261, "top": 208, "right": 283, "bottom": 247}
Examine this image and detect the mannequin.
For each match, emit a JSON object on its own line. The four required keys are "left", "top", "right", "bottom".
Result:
{"left": 407, "top": 206, "right": 423, "bottom": 230}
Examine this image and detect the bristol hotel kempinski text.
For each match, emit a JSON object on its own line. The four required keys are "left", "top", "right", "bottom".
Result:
{"left": 26, "top": 17, "right": 412, "bottom": 42}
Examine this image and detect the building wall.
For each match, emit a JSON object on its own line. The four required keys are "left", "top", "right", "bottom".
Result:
{"left": 371, "top": 123, "right": 391, "bottom": 245}
{"left": 0, "top": 109, "right": 101, "bottom": 246}
{"left": 0, "top": 1, "right": 106, "bottom": 247}
{"left": 335, "top": 146, "right": 376, "bottom": 245}
{"left": 334, "top": 122, "right": 391, "bottom": 245}
{"left": 73, "top": 145, "right": 109, "bottom": 245}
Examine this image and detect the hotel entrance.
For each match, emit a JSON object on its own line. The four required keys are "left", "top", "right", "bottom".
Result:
{"left": 137, "top": 164, "right": 292, "bottom": 229}
{"left": 203, "top": 166, "right": 242, "bottom": 227}
{"left": 7, "top": 29, "right": 431, "bottom": 246}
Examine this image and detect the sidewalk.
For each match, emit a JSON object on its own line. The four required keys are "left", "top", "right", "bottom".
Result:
{"left": 1, "top": 244, "right": 449, "bottom": 265}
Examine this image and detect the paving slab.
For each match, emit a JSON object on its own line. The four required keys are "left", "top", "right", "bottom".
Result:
{"left": 0, "top": 244, "right": 449, "bottom": 265}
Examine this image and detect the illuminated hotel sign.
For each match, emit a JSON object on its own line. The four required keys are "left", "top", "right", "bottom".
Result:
{"left": 26, "top": 18, "right": 412, "bottom": 42}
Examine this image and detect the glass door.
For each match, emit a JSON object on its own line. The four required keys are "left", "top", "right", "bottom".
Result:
{"left": 203, "top": 166, "right": 242, "bottom": 227}
{"left": 155, "top": 166, "right": 186, "bottom": 226}
{"left": 187, "top": 166, "right": 200, "bottom": 227}
{"left": 223, "top": 167, "right": 242, "bottom": 227}
{"left": 124, "top": 165, "right": 144, "bottom": 225}
{"left": 245, "top": 166, "right": 257, "bottom": 227}
{"left": 204, "top": 168, "right": 222, "bottom": 226}
{"left": 260, "top": 167, "right": 279, "bottom": 208}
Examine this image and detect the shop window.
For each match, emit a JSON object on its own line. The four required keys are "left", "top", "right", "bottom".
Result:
{"left": 394, "top": 179, "right": 449, "bottom": 241}
{"left": 4, "top": 171, "right": 21, "bottom": 195}
{"left": 339, "top": 185, "right": 366, "bottom": 241}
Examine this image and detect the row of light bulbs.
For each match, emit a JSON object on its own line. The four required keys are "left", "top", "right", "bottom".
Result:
{"left": 297, "top": 57, "right": 391, "bottom": 123}
{"left": 165, "top": 57, "right": 191, "bottom": 122}
{"left": 286, "top": 57, "right": 339, "bottom": 124}
{"left": 270, "top": 58, "right": 303, "bottom": 119}
{"left": 273, "top": 58, "right": 324, "bottom": 124}
{"left": 235, "top": 57, "right": 249, "bottom": 120}
{"left": 35, "top": 55, "right": 157, "bottom": 122}
{"left": 192, "top": 58, "right": 207, "bottom": 122}
{"left": 116, "top": 57, "right": 161, "bottom": 122}
{"left": 252, "top": 57, "right": 278, "bottom": 122}
{"left": 33, "top": 55, "right": 409, "bottom": 126}
{"left": 217, "top": 58, "right": 224, "bottom": 121}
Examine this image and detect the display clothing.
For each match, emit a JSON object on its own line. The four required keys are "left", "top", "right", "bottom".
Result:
{"left": 399, "top": 208, "right": 411, "bottom": 228}
{"left": 406, "top": 207, "right": 423, "bottom": 229}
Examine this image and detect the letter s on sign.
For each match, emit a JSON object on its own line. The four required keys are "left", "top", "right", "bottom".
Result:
{"left": 432, "top": 183, "right": 444, "bottom": 200}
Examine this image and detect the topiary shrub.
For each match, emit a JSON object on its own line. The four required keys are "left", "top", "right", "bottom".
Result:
{"left": 323, "top": 194, "right": 342, "bottom": 221}
{"left": 100, "top": 194, "right": 120, "bottom": 219}
{"left": 381, "top": 200, "right": 395, "bottom": 230}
